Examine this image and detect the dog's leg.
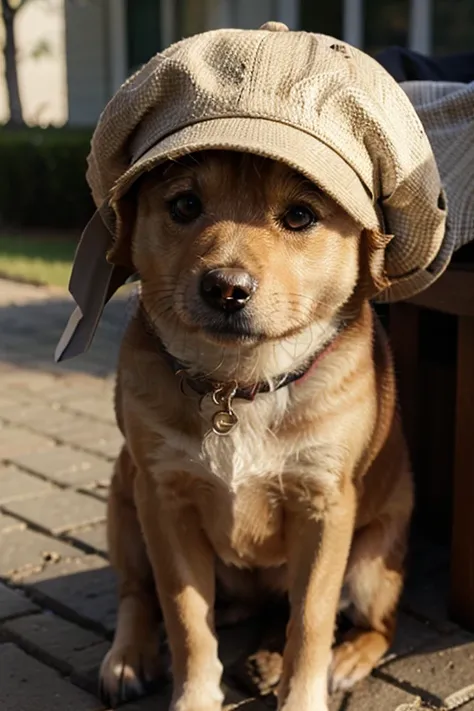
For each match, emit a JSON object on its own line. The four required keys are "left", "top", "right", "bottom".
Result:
{"left": 329, "top": 514, "right": 410, "bottom": 693}
{"left": 330, "top": 429, "right": 413, "bottom": 694}
{"left": 278, "top": 479, "right": 356, "bottom": 711}
{"left": 99, "top": 445, "right": 163, "bottom": 707}
{"left": 135, "top": 472, "right": 223, "bottom": 711}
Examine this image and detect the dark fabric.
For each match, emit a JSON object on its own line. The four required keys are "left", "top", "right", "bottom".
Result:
{"left": 376, "top": 46, "right": 474, "bottom": 84}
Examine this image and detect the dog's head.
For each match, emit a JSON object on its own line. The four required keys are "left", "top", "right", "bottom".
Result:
{"left": 115, "top": 151, "right": 386, "bottom": 373}
{"left": 57, "top": 29, "right": 448, "bottom": 368}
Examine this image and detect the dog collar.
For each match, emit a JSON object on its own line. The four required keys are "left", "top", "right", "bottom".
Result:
{"left": 139, "top": 304, "right": 341, "bottom": 435}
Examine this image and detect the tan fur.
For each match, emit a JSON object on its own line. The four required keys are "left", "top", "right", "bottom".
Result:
{"left": 99, "top": 152, "right": 413, "bottom": 711}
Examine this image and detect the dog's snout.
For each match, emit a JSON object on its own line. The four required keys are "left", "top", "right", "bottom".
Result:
{"left": 200, "top": 268, "right": 257, "bottom": 312}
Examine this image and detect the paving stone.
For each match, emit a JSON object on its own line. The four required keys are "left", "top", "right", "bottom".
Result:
{"left": 121, "top": 684, "right": 267, "bottom": 711}
{"left": 45, "top": 381, "right": 113, "bottom": 405}
{"left": 223, "top": 683, "right": 268, "bottom": 711}
{"left": 0, "top": 464, "right": 55, "bottom": 503}
{"left": 3, "top": 612, "right": 108, "bottom": 681}
{"left": 380, "top": 612, "right": 443, "bottom": 666}
{"left": 122, "top": 690, "right": 171, "bottom": 711}
{"left": 1, "top": 402, "right": 72, "bottom": 428}
{"left": 64, "top": 397, "right": 116, "bottom": 425}
{"left": 83, "top": 482, "right": 110, "bottom": 502}
{"left": 0, "top": 527, "right": 81, "bottom": 578}
{"left": 4, "top": 490, "right": 106, "bottom": 534}
{"left": 402, "top": 537, "right": 459, "bottom": 634}
{"left": 0, "top": 643, "right": 103, "bottom": 711}
{"left": 0, "top": 394, "right": 29, "bottom": 410}
{"left": 21, "top": 408, "right": 87, "bottom": 439}
{"left": 58, "top": 358, "right": 115, "bottom": 379}
{"left": 1, "top": 370, "right": 63, "bottom": 394}
{"left": 57, "top": 421, "right": 123, "bottom": 459}
{"left": 70, "top": 640, "right": 111, "bottom": 694}
{"left": 69, "top": 523, "right": 108, "bottom": 556}
{"left": 0, "top": 583, "right": 39, "bottom": 621}
{"left": 224, "top": 614, "right": 425, "bottom": 709}
{"left": 2, "top": 344, "right": 55, "bottom": 363}
{"left": 328, "top": 673, "right": 417, "bottom": 710}
{"left": 2, "top": 280, "right": 474, "bottom": 711}
{"left": 0, "top": 362, "right": 18, "bottom": 377}
{"left": 18, "top": 373, "right": 69, "bottom": 395}
{"left": 23, "top": 556, "right": 118, "bottom": 633}
{"left": 0, "top": 424, "right": 54, "bottom": 458}
{"left": 381, "top": 632, "right": 474, "bottom": 709}
{"left": 0, "top": 512, "right": 25, "bottom": 534}
{"left": 11, "top": 446, "right": 113, "bottom": 487}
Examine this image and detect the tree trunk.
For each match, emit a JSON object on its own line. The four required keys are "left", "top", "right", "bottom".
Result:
{"left": 1, "top": 0, "right": 24, "bottom": 126}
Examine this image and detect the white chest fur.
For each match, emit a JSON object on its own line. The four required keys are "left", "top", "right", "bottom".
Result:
{"left": 150, "top": 379, "right": 350, "bottom": 503}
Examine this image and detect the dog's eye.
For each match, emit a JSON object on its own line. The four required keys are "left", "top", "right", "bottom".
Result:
{"left": 281, "top": 205, "right": 317, "bottom": 232}
{"left": 169, "top": 193, "right": 202, "bottom": 223}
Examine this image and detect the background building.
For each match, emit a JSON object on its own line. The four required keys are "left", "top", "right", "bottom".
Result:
{"left": 0, "top": 0, "right": 67, "bottom": 126}
{"left": 1, "top": 0, "right": 473, "bottom": 127}
{"left": 65, "top": 0, "right": 474, "bottom": 126}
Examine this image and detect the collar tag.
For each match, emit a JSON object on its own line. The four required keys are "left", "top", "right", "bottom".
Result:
{"left": 208, "top": 382, "right": 239, "bottom": 437}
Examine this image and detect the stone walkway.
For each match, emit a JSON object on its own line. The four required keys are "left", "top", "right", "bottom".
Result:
{"left": 0, "top": 277, "right": 473, "bottom": 711}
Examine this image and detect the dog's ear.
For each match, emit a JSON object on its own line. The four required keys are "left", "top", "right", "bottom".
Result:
{"left": 358, "top": 228, "right": 394, "bottom": 300}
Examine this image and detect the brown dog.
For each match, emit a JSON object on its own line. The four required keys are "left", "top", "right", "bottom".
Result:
{"left": 99, "top": 151, "right": 413, "bottom": 711}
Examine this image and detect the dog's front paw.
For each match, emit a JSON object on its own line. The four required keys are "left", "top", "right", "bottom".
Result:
{"left": 329, "top": 630, "right": 388, "bottom": 693}
{"left": 246, "top": 649, "right": 282, "bottom": 696}
{"left": 99, "top": 641, "right": 163, "bottom": 707}
{"left": 171, "top": 687, "right": 223, "bottom": 711}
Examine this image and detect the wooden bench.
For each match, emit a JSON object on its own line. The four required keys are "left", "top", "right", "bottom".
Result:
{"left": 389, "top": 246, "right": 474, "bottom": 630}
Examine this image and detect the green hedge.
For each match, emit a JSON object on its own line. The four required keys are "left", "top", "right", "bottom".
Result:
{"left": 0, "top": 127, "right": 95, "bottom": 229}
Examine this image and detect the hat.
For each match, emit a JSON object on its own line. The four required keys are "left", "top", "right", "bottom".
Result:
{"left": 56, "top": 22, "right": 450, "bottom": 362}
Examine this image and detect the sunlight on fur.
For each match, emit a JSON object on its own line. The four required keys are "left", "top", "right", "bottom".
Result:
{"left": 100, "top": 151, "right": 414, "bottom": 711}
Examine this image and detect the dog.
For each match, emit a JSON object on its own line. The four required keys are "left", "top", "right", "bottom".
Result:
{"left": 97, "top": 150, "right": 413, "bottom": 711}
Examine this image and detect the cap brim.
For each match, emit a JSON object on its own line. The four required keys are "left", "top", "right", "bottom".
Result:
{"left": 113, "top": 117, "right": 381, "bottom": 231}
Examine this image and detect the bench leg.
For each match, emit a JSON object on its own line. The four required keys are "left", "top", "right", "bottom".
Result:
{"left": 389, "top": 303, "right": 420, "bottom": 459}
{"left": 450, "top": 315, "right": 474, "bottom": 630}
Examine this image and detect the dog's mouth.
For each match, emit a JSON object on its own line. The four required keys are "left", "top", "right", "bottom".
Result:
{"left": 198, "top": 312, "right": 267, "bottom": 344}
{"left": 170, "top": 279, "right": 318, "bottom": 346}
{"left": 181, "top": 306, "right": 317, "bottom": 347}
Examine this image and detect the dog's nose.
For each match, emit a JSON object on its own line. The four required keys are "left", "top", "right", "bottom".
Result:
{"left": 200, "top": 268, "right": 257, "bottom": 312}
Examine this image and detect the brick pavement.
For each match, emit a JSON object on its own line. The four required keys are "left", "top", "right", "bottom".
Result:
{"left": 0, "top": 277, "right": 473, "bottom": 711}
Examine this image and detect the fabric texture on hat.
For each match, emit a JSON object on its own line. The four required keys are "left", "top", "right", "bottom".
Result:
{"left": 86, "top": 27, "right": 451, "bottom": 302}
{"left": 402, "top": 79, "right": 474, "bottom": 256}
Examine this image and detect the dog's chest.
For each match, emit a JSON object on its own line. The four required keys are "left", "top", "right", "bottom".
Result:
{"left": 195, "top": 440, "right": 333, "bottom": 565}
{"left": 200, "top": 420, "right": 284, "bottom": 484}
{"left": 159, "top": 393, "right": 290, "bottom": 486}
{"left": 158, "top": 410, "right": 344, "bottom": 568}
{"left": 194, "top": 475, "right": 286, "bottom": 568}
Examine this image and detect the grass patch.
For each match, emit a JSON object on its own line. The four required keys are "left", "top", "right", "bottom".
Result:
{"left": 0, "top": 234, "right": 77, "bottom": 288}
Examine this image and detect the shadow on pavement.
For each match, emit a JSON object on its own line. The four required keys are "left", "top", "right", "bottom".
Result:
{"left": 0, "top": 287, "right": 133, "bottom": 380}
{"left": 1, "top": 531, "right": 470, "bottom": 711}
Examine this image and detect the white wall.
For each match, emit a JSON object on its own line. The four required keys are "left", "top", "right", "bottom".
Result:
{"left": 63, "top": 0, "right": 434, "bottom": 128}
{"left": 65, "top": 0, "right": 110, "bottom": 126}
{"left": 0, "top": 0, "right": 67, "bottom": 126}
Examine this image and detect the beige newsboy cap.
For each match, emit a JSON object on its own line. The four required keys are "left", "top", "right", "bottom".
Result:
{"left": 56, "top": 22, "right": 451, "bottom": 361}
